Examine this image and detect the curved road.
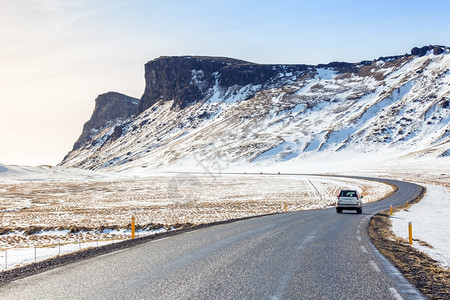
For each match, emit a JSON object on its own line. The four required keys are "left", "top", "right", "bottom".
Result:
{"left": 0, "top": 176, "right": 424, "bottom": 299}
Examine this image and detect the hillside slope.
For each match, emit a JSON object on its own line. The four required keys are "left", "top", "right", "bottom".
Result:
{"left": 60, "top": 47, "right": 450, "bottom": 171}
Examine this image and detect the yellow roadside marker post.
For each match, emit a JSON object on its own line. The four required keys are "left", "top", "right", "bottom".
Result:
{"left": 285, "top": 203, "right": 287, "bottom": 213}
{"left": 131, "top": 216, "right": 136, "bottom": 239}
{"left": 408, "top": 222, "right": 413, "bottom": 245}
{"left": 390, "top": 205, "right": 393, "bottom": 216}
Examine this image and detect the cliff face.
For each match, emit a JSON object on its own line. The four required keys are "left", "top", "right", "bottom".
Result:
{"left": 138, "top": 56, "right": 369, "bottom": 113}
{"left": 140, "top": 56, "right": 316, "bottom": 111}
{"left": 71, "top": 92, "right": 139, "bottom": 151}
{"left": 140, "top": 56, "right": 231, "bottom": 111}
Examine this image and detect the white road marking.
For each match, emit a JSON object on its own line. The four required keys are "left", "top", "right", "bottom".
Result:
{"left": 296, "top": 233, "right": 316, "bottom": 250}
{"left": 356, "top": 236, "right": 362, "bottom": 241}
{"left": 360, "top": 245, "right": 368, "bottom": 253}
{"left": 357, "top": 229, "right": 361, "bottom": 234}
{"left": 152, "top": 237, "right": 169, "bottom": 243}
{"left": 388, "top": 287, "right": 404, "bottom": 300}
{"left": 369, "top": 260, "right": 381, "bottom": 272}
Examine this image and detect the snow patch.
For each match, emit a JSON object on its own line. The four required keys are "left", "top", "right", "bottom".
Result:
{"left": 392, "top": 185, "right": 450, "bottom": 269}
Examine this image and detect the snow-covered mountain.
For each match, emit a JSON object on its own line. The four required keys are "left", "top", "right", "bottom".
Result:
{"left": 60, "top": 46, "right": 450, "bottom": 171}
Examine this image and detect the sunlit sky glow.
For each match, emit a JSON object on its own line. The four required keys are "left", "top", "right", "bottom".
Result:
{"left": 1, "top": 0, "right": 449, "bottom": 165}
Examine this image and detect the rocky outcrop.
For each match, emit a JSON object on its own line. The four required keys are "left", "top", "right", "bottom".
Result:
{"left": 140, "top": 56, "right": 314, "bottom": 112}
{"left": 71, "top": 92, "right": 139, "bottom": 151}
{"left": 433, "top": 46, "right": 445, "bottom": 55}
{"left": 411, "top": 45, "right": 448, "bottom": 57}
{"left": 138, "top": 56, "right": 371, "bottom": 113}
{"left": 218, "top": 63, "right": 310, "bottom": 87}
{"left": 139, "top": 56, "right": 235, "bottom": 111}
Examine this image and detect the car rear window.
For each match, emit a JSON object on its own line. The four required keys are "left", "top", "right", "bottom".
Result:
{"left": 340, "top": 190, "right": 357, "bottom": 197}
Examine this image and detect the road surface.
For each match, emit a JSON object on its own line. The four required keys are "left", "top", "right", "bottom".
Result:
{"left": 0, "top": 176, "right": 424, "bottom": 299}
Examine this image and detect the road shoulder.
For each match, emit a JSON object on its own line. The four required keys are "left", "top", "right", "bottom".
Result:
{"left": 369, "top": 197, "right": 450, "bottom": 299}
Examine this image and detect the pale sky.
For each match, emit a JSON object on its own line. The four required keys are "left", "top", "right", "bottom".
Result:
{"left": 1, "top": 0, "right": 449, "bottom": 166}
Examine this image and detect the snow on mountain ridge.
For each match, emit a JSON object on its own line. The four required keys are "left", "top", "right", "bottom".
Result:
{"left": 60, "top": 51, "right": 450, "bottom": 171}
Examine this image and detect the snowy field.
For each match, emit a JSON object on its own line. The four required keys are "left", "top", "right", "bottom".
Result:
{"left": 391, "top": 184, "right": 450, "bottom": 269}
{"left": 0, "top": 167, "right": 391, "bottom": 251}
{"left": 0, "top": 156, "right": 448, "bottom": 271}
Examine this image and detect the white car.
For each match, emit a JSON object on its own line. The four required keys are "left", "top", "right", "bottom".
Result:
{"left": 336, "top": 190, "right": 363, "bottom": 214}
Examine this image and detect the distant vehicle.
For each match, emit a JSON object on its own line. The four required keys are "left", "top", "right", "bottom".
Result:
{"left": 336, "top": 190, "right": 363, "bottom": 214}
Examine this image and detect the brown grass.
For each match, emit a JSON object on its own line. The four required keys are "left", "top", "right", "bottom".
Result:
{"left": 0, "top": 176, "right": 392, "bottom": 249}
{"left": 309, "top": 83, "right": 324, "bottom": 92}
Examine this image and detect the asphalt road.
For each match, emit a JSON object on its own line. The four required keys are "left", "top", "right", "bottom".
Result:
{"left": 0, "top": 176, "right": 425, "bottom": 299}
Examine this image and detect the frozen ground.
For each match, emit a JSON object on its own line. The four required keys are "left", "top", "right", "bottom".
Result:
{"left": 0, "top": 228, "right": 167, "bottom": 270}
{"left": 0, "top": 156, "right": 448, "bottom": 271}
{"left": 0, "top": 170, "right": 390, "bottom": 249}
{"left": 391, "top": 184, "right": 450, "bottom": 269}
{"left": 0, "top": 162, "right": 396, "bottom": 270}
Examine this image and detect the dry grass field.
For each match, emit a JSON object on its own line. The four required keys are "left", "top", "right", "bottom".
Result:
{"left": 0, "top": 173, "right": 392, "bottom": 249}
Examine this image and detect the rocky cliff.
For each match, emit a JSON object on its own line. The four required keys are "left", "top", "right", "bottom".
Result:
{"left": 62, "top": 46, "right": 450, "bottom": 170}
{"left": 139, "top": 56, "right": 360, "bottom": 112}
{"left": 71, "top": 92, "right": 139, "bottom": 151}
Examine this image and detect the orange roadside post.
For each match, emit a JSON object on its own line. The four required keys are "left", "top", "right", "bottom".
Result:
{"left": 408, "top": 222, "right": 413, "bottom": 245}
{"left": 131, "top": 216, "right": 136, "bottom": 239}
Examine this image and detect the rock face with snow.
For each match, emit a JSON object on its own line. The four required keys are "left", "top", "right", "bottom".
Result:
{"left": 141, "top": 56, "right": 304, "bottom": 111}
{"left": 411, "top": 45, "right": 446, "bottom": 57}
{"left": 71, "top": 92, "right": 139, "bottom": 151}
{"left": 61, "top": 46, "right": 450, "bottom": 170}
{"left": 139, "top": 56, "right": 363, "bottom": 111}
{"left": 140, "top": 56, "right": 248, "bottom": 110}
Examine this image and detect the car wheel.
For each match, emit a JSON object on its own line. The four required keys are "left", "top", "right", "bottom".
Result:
{"left": 357, "top": 209, "right": 362, "bottom": 214}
